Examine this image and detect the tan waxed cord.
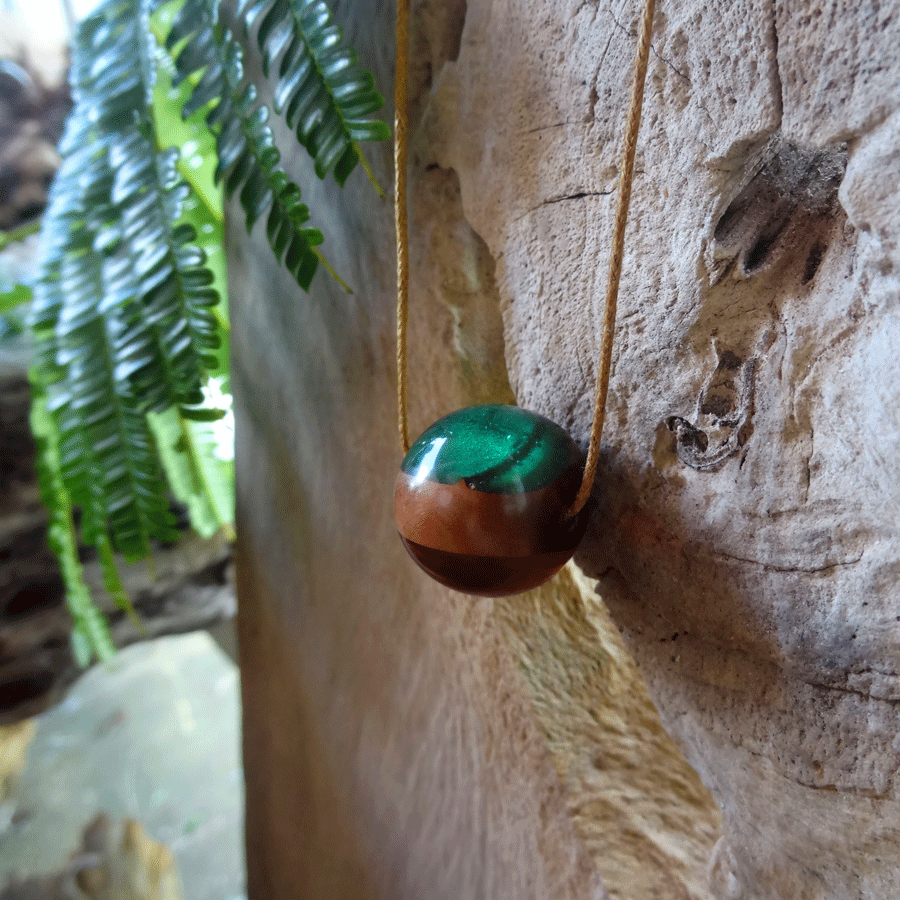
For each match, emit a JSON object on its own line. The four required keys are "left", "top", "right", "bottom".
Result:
{"left": 395, "top": 0, "right": 411, "bottom": 453}
{"left": 394, "top": 0, "right": 657, "bottom": 512}
{"left": 569, "top": 0, "right": 656, "bottom": 516}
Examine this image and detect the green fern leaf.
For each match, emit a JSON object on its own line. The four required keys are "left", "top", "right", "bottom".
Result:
{"left": 242, "top": 0, "right": 390, "bottom": 184}
{"left": 168, "top": 0, "right": 329, "bottom": 290}
{"left": 37, "top": 0, "right": 225, "bottom": 420}
{"left": 30, "top": 0, "right": 214, "bottom": 567}
{"left": 148, "top": 404, "right": 235, "bottom": 539}
{"left": 26, "top": 0, "right": 386, "bottom": 659}
{"left": 30, "top": 379, "right": 116, "bottom": 664}
{"left": 48, "top": 249, "right": 181, "bottom": 560}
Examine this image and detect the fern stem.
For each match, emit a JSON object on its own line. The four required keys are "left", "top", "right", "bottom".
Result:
{"left": 96, "top": 530, "right": 145, "bottom": 630}
{"left": 354, "top": 143, "right": 385, "bottom": 199}
{"left": 145, "top": 551, "right": 158, "bottom": 582}
{"left": 176, "top": 158, "right": 224, "bottom": 223}
{"left": 312, "top": 248, "right": 352, "bottom": 294}
{"left": 178, "top": 408, "right": 236, "bottom": 540}
{"left": 210, "top": 302, "right": 231, "bottom": 336}
{"left": 0, "top": 218, "right": 42, "bottom": 251}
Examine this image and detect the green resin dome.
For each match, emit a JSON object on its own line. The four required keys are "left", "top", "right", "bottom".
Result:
{"left": 401, "top": 405, "right": 576, "bottom": 493}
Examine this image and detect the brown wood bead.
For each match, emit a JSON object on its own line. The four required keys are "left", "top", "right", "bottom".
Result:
{"left": 394, "top": 405, "right": 590, "bottom": 596}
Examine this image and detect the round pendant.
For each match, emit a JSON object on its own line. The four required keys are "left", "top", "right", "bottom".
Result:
{"left": 394, "top": 405, "right": 590, "bottom": 596}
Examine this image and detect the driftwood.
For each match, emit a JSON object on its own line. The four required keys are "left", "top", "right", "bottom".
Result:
{"left": 230, "top": 0, "right": 899, "bottom": 897}
{"left": 426, "top": 1, "right": 900, "bottom": 895}
{"left": 229, "top": 0, "right": 715, "bottom": 897}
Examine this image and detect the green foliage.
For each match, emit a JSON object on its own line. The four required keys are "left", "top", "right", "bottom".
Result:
{"left": 148, "top": 401, "right": 235, "bottom": 540}
{"left": 29, "top": 380, "right": 116, "bottom": 664}
{"left": 0, "top": 273, "right": 31, "bottom": 340}
{"left": 167, "top": 0, "right": 336, "bottom": 289}
{"left": 150, "top": 38, "right": 231, "bottom": 378}
{"left": 19, "top": 0, "right": 387, "bottom": 664}
{"left": 0, "top": 283, "right": 30, "bottom": 314}
{"left": 241, "top": 0, "right": 391, "bottom": 184}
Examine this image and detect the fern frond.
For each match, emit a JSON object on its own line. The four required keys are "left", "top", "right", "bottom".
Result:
{"left": 109, "top": 139, "right": 222, "bottom": 411}
{"left": 167, "top": 0, "right": 329, "bottom": 289}
{"left": 29, "top": 380, "right": 116, "bottom": 665}
{"left": 24, "top": 0, "right": 388, "bottom": 662}
{"left": 217, "top": 58, "right": 328, "bottom": 287}
{"left": 36, "top": 0, "right": 223, "bottom": 417}
{"left": 50, "top": 247, "right": 180, "bottom": 560}
{"left": 31, "top": 0, "right": 213, "bottom": 570}
{"left": 239, "top": 0, "right": 390, "bottom": 185}
{"left": 149, "top": 401, "right": 235, "bottom": 540}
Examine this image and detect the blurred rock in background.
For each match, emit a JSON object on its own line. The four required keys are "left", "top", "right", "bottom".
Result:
{"left": 0, "top": 813, "right": 182, "bottom": 900}
{"left": 0, "top": 11, "right": 70, "bottom": 231}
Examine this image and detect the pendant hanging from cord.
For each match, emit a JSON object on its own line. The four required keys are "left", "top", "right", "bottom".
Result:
{"left": 393, "top": 0, "right": 657, "bottom": 597}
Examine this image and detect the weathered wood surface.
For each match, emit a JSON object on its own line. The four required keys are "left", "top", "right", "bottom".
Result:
{"left": 230, "top": 0, "right": 899, "bottom": 898}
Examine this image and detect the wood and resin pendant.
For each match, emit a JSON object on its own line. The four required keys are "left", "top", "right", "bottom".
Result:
{"left": 394, "top": 405, "right": 590, "bottom": 596}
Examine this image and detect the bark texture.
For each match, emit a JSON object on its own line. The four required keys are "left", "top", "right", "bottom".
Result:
{"left": 230, "top": 0, "right": 898, "bottom": 898}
